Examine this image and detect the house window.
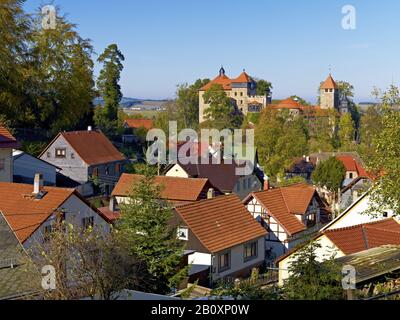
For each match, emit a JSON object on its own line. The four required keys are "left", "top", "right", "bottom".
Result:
{"left": 177, "top": 227, "right": 189, "bottom": 241}
{"left": 82, "top": 217, "right": 94, "bottom": 230}
{"left": 55, "top": 148, "right": 66, "bottom": 158}
{"left": 244, "top": 241, "right": 258, "bottom": 262}
{"left": 47, "top": 152, "right": 51, "bottom": 158}
{"left": 0, "top": 159, "right": 4, "bottom": 171}
{"left": 218, "top": 251, "right": 231, "bottom": 272}
{"left": 383, "top": 211, "right": 389, "bottom": 218}
{"left": 105, "top": 166, "right": 109, "bottom": 176}
{"left": 71, "top": 153, "right": 75, "bottom": 159}
{"left": 240, "top": 92, "right": 243, "bottom": 97}
{"left": 349, "top": 173, "right": 353, "bottom": 179}
{"left": 92, "top": 168, "right": 99, "bottom": 177}
{"left": 115, "top": 163, "right": 121, "bottom": 174}
{"left": 234, "top": 92, "right": 237, "bottom": 97}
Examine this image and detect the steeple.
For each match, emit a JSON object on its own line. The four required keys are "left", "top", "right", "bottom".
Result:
{"left": 219, "top": 66, "right": 225, "bottom": 77}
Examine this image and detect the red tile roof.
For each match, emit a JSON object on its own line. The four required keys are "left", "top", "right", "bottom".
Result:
{"left": 41, "top": 130, "right": 126, "bottom": 166}
{"left": 0, "top": 183, "right": 110, "bottom": 243}
{"left": 124, "top": 119, "right": 154, "bottom": 130}
{"left": 246, "top": 184, "right": 322, "bottom": 236}
{"left": 112, "top": 174, "right": 213, "bottom": 202}
{"left": 231, "top": 71, "right": 252, "bottom": 83}
{"left": 200, "top": 71, "right": 253, "bottom": 91}
{"left": 200, "top": 74, "right": 232, "bottom": 91}
{"left": 320, "top": 74, "right": 338, "bottom": 89}
{"left": 324, "top": 219, "right": 400, "bottom": 255}
{"left": 98, "top": 207, "right": 121, "bottom": 222}
{"left": 0, "top": 183, "right": 75, "bottom": 243}
{"left": 336, "top": 156, "right": 370, "bottom": 177}
{"left": 175, "top": 194, "right": 267, "bottom": 253}
{"left": 0, "top": 126, "right": 19, "bottom": 149}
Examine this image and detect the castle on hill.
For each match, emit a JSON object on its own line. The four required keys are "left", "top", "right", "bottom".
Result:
{"left": 198, "top": 68, "right": 349, "bottom": 124}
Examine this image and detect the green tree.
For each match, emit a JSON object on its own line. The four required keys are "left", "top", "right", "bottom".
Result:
{"left": 175, "top": 79, "right": 209, "bottom": 130}
{"left": 27, "top": 8, "right": 96, "bottom": 133}
{"left": 358, "top": 106, "right": 383, "bottom": 159}
{"left": 283, "top": 241, "right": 343, "bottom": 300}
{"left": 312, "top": 156, "right": 346, "bottom": 194}
{"left": 255, "top": 79, "right": 273, "bottom": 97}
{"left": 202, "top": 84, "right": 242, "bottom": 130}
{"left": 365, "top": 85, "right": 400, "bottom": 217}
{"left": 338, "top": 113, "right": 355, "bottom": 150}
{"left": 96, "top": 44, "right": 125, "bottom": 132}
{"left": 255, "top": 109, "right": 308, "bottom": 179}
{"left": 117, "top": 167, "right": 187, "bottom": 294}
{"left": 307, "top": 109, "right": 339, "bottom": 153}
{"left": 0, "top": 0, "right": 31, "bottom": 126}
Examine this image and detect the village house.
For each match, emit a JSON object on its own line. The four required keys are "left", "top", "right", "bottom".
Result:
{"left": 0, "top": 174, "right": 111, "bottom": 249}
{"left": 164, "top": 142, "right": 264, "bottom": 200}
{"left": 276, "top": 218, "right": 400, "bottom": 286}
{"left": 39, "top": 128, "right": 127, "bottom": 196}
{"left": 285, "top": 152, "right": 372, "bottom": 210}
{"left": 243, "top": 183, "right": 331, "bottom": 263}
{"left": 111, "top": 173, "right": 223, "bottom": 211}
{"left": 320, "top": 190, "right": 395, "bottom": 232}
{"left": 122, "top": 118, "right": 154, "bottom": 144}
{"left": 172, "top": 194, "right": 267, "bottom": 287}
{"left": 0, "top": 126, "right": 19, "bottom": 183}
{"left": 0, "top": 211, "right": 41, "bottom": 300}
{"left": 13, "top": 150, "right": 60, "bottom": 186}
{"left": 198, "top": 67, "right": 269, "bottom": 123}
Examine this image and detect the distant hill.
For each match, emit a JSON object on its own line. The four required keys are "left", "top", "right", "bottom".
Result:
{"left": 93, "top": 97, "right": 169, "bottom": 108}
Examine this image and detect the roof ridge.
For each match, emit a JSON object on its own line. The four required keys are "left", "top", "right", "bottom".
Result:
{"left": 175, "top": 194, "right": 236, "bottom": 209}
{"left": 324, "top": 218, "right": 396, "bottom": 233}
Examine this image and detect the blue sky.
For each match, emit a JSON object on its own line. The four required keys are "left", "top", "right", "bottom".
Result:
{"left": 24, "top": 0, "right": 400, "bottom": 102}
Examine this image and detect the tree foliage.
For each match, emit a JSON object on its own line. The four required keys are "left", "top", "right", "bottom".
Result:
{"left": 202, "top": 84, "right": 242, "bottom": 130}
{"left": 282, "top": 241, "right": 344, "bottom": 300}
{"left": 365, "top": 85, "right": 400, "bottom": 217}
{"left": 255, "top": 79, "right": 273, "bottom": 96}
{"left": 116, "top": 167, "right": 187, "bottom": 294}
{"left": 0, "top": 1, "right": 96, "bottom": 133}
{"left": 311, "top": 156, "right": 346, "bottom": 193}
{"left": 255, "top": 109, "right": 308, "bottom": 179}
{"left": 338, "top": 113, "right": 355, "bottom": 150}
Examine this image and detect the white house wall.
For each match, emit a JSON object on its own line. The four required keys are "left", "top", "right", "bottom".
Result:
{"left": 24, "top": 194, "right": 110, "bottom": 250}
{"left": 213, "top": 237, "right": 265, "bottom": 281}
{"left": 278, "top": 235, "right": 344, "bottom": 286}
{"left": 324, "top": 193, "right": 395, "bottom": 231}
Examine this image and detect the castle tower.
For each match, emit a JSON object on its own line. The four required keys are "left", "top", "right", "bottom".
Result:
{"left": 320, "top": 74, "right": 340, "bottom": 109}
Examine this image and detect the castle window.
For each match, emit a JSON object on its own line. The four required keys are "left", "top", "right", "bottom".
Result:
{"left": 329, "top": 89, "right": 333, "bottom": 92}
{"left": 325, "top": 89, "right": 329, "bottom": 93}
{"left": 240, "top": 92, "right": 243, "bottom": 96}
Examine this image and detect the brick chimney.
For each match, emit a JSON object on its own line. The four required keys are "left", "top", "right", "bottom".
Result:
{"left": 33, "top": 173, "right": 44, "bottom": 195}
